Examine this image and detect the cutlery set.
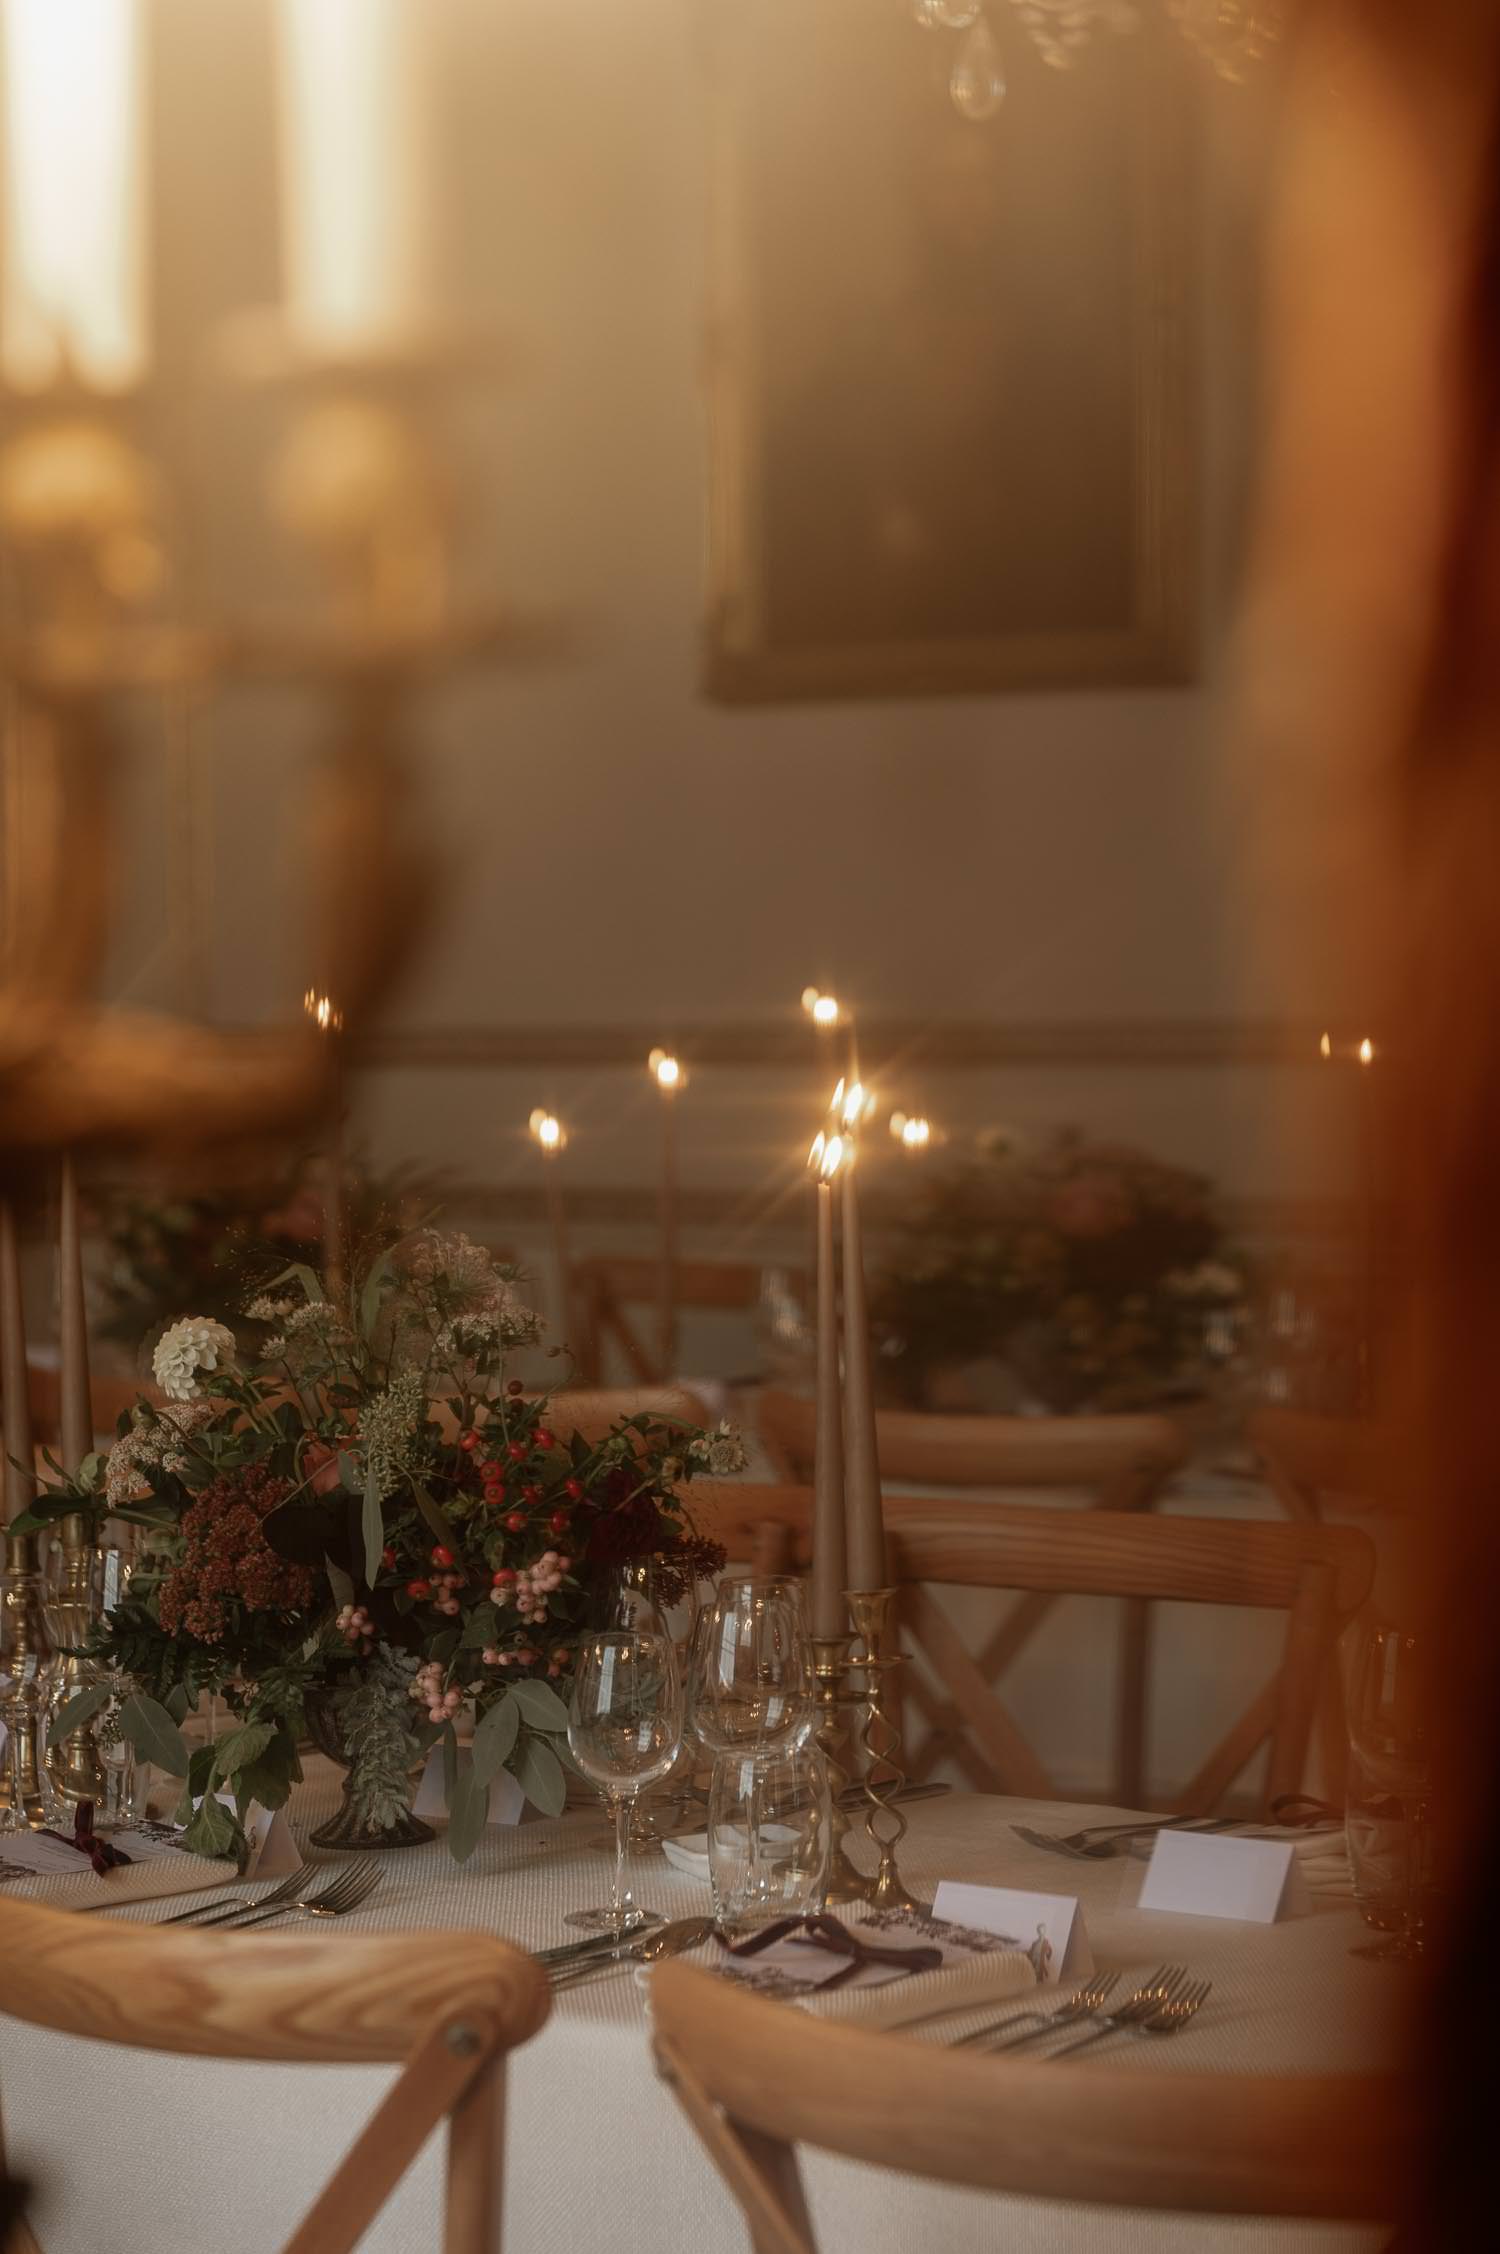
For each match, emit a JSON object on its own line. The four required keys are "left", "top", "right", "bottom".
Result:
{"left": 85, "top": 1861, "right": 382, "bottom": 1930}
{"left": 955, "top": 1964, "right": 1211, "bottom": 2055}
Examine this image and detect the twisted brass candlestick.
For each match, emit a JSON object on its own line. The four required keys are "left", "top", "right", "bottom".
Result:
{"left": 44, "top": 1512, "right": 108, "bottom": 1808}
{"left": 846, "top": 1587, "right": 926, "bottom": 1915}
{"left": 1, "top": 1531, "right": 58, "bottom": 1830}
{"left": 811, "top": 1631, "right": 870, "bottom": 1907}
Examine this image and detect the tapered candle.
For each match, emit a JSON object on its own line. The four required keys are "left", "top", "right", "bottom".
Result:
{"left": 58, "top": 1155, "right": 93, "bottom": 1472}
{"left": 808, "top": 1134, "right": 847, "bottom": 1639}
{"left": 0, "top": 0, "right": 148, "bottom": 390}
{"left": 529, "top": 1112, "right": 571, "bottom": 1334}
{"left": 840, "top": 1146, "right": 886, "bottom": 1592}
{"left": 305, "top": 989, "right": 345, "bottom": 1302}
{"left": 1, "top": 1197, "right": 37, "bottom": 1523}
{"left": 274, "top": 0, "right": 433, "bottom": 354}
{"left": 649, "top": 1052, "right": 685, "bottom": 1379}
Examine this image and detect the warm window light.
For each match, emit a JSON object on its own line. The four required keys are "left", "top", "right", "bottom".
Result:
{"left": 0, "top": 0, "right": 147, "bottom": 389}
{"left": 529, "top": 1109, "right": 565, "bottom": 1153}
{"left": 303, "top": 988, "right": 342, "bottom": 1034}
{"left": 273, "top": 0, "right": 432, "bottom": 353}
{"left": 648, "top": 1049, "right": 686, "bottom": 1092}
{"left": 808, "top": 1130, "right": 848, "bottom": 1180}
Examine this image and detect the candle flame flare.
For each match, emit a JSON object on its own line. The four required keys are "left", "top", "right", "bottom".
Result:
{"left": 890, "top": 1112, "right": 931, "bottom": 1149}
{"left": 303, "top": 988, "right": 342, "bottom": 1033}
{"left": 802, "top": 987, "right": 841, "bottom": 1028}
{"left": 808, "top": 1130, "right": 848, "bottom": 1180}
{"left": 1358, "top": 1037, "right": 1375, "bottom": 1066}
{"left": 1319, "top": 1031, "right": 1332, "bottom": 1060}
{"left": 529, "top": 1109, "right": 565, "bottom": 1151}
{"left": 648, "top": 1048, "right": 685, "bottom": 1091}
{"left": 831, "top": 1076, "right": 875, "bottom": 1129}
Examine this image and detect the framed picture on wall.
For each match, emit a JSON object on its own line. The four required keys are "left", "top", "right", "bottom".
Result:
{"left": 702, "top": 5, "right": 1199, "bottom": 702}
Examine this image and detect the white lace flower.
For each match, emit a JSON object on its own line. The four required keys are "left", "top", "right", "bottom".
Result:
{"left": 105, "top": 1401, "right": 213, "bottom": 1503}
{"left": 243, "top": 1292, "right": 298, "bottom": 1323}
{"left": 689, "top": 1420, "right": 749, "bottom": 1478}
{"left": 152, "top": 1317, "right": 238, "bottom": 1402}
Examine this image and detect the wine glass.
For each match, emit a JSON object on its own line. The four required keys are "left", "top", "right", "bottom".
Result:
{"left": 1346, "top": 1617, "right": 1434, "bottom": 1961}
{"left": 688, "top": 1576, "right": 815, "bottom": 1761}
{"left": 565, "top": 1623, "right": 683, "bottom": 1936}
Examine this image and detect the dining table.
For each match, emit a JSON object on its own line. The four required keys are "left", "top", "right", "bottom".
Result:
{"left": 0, "top": 1764, "right": 1400, "bottom": 2254}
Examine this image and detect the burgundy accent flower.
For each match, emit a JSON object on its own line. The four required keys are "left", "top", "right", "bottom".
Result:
{"left": 158, "top": 1466, "right": 317, "bottom": 1643}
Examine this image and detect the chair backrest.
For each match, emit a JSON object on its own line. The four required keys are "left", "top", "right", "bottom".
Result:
{"left": 650, "top": 1962, "right": 1409, "bottom": 2253}
{"left": 573, "top": 1259, "right": 795, "bottom": 1386}
{"left": 545, "top": 1385, "right": 711, "bottom": 1445}
{"left": 692, "top": 1482, "right": 1375, "bottom": 1811}
{"left": 1246, "top": 1407, "right": 1397, "bottom": 1521}
{"left": 755, "top": 1389, "right": 1187, "bottom": 1502}
{"left": 0, "top": 1896, "right": 548, "bottom": 2254}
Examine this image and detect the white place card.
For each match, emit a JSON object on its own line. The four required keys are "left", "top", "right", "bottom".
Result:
{"left": 412, "top": 1747, "right": 541, "bottom": 1828}
{"left": 932, "top": 1879, "right": 1093, "bottom": 1986}
{"left": 201, "top": 1792, "right": 300, "bottom": 1878}
{"left": 1136, "top": 1827, "right": 1309, "bottom": 1923}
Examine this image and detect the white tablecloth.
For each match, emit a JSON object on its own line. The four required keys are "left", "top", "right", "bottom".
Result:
{"left": 1, "top": 1778, "right": 1400, "bottom": 2254}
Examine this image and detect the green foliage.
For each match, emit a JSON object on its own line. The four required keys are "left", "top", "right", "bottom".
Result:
{"left": 338, "top": 1645, "right": 422, "bottom": 1836}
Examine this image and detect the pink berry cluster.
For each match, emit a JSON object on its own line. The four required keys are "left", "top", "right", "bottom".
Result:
{"left": 411, "top": 1660, "right": 463, "bottom": 1723}
{"left": 489, "top": 1549, "right": 569, "bottom": 1623}
{"left": 430, "top": 1570, "right": 464, "bottom": 1618}
{"left": 481, "top": 1640, "right": 572, "bottom": 1679}
{"left": 334, "top": 1602, "right": 374, "bottom": 1655}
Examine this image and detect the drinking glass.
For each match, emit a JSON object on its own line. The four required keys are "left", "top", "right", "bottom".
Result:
{"left": 688, "top": 1576, "right": 815, "bottom": 1761}
{"left": 708, "top": 1746, "right": 831, "bottom": 1934}
{"left": 1346, "top": 1617, "right": 1435, "bottom": 1960}
{"left": 565, "top": 1623, "right": 683, "bottom": 1936}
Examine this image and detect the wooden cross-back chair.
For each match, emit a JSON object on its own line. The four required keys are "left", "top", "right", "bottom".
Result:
{"left": 573, "top": 1259, "right": 802, "bottom": 1386}
{"left": 650, "top": 1962, "right": 1409, "bottom": 2254}
{"left": 0, "top": 1895, "right": 548, "bottom": 2254}
{"left": 544, "top": 1384, "right": 710, "bottom": 1445}
{"left": 1246, "top": 1406, "right": 1397, "bottom": 1523}
{"left": 743, "top": 1402, "right": 1189, "bottom": 1805}
{"left": 692, "top": 1483, "right": 1375, "bottom": 1812}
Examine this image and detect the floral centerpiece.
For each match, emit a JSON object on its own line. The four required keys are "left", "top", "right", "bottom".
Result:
{"left": 92, "top": 1230, "right": 736, "bottom": 1863}
{"left": 870, "top": 1129, "right": 1249, "bottom": 1413}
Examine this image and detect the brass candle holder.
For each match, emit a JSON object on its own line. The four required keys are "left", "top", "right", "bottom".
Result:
{"left": 43, "top": 1512, "right": 109, "bottom": 1808}
{"left": 846, "top": 1586, "right": 926, "bottom": 1915}
{"left": 0, "top": 1531, "right": 58, "bottom": 1830}
{"left": 812, "top": 1631, "right": 871, "bottom": 1907}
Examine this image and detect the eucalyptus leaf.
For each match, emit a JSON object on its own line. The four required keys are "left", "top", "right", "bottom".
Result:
{"left": 180, "top": 1793, "right": 239, "bottom": 1862}
{"left": 326, "top": 1554, "right": 355, "bottom": 1611}
{"left": 469, "top": 1693, "right": 519, "bottom": 1788}
{"left": 442, "top": 1722, "right": 458, "bottom": 1802}
{"left": 117, "top": 1693, "right": 191, "bottom": 1778}
{"left": 445, "top": 1748, "right": 487, "bottom": 1864}
{"left": 214, "top": 1721, "right": 275, "bottom": 1778}
{"left": 359, "top": 1250, "right": 395, "bottom": 1343}
{"left": 164, "top": 1684, "right": 192, "bottom": 1726}
{"left": 514, "top": 1734, "right": 566, "bottom": 1817}
{"left": 361, "top": 1464, "right": 385, "bottom": 1589}
{"left": 268, "top": 1261, "right": 326, "bottom": 1305}
{"left": 410, "top": 1481, "right": 455, "bottom": 1550}
{"left": 509, "top": 1678, "right": 570, "bottom": 1733}
{"left": 48, "top": 1683, "right": 111, "bottom": 1742}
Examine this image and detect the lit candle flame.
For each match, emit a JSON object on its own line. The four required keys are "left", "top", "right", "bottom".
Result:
{"left": 831, "top": 1077, "right": 875, "bottom": 1130}
{"left": 1319, "top": 1032, "right": 1332, "bottom": 1060}
{"left": 648, "top": 1048, "right": 685, "bottom": 1092}
{"left": 529, "top": 1109, "right": 565, "bottom": 1152}
{"left": 1358, "top": 1037, "right": 1375, "bottom": 1066}
{"left": 801, "top": 987, "right": 841, "bottom": 1029}
{"left": 808, "top": 1130, "right": 848, "bottom": 1180}
{"left": 890, "top": 1112, "right": 931, "bottom": 1149}
{"left": 303, "top": 987, "right": 342, "bottom": 1033}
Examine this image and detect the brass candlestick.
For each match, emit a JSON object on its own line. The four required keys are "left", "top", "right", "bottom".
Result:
{"left": 43, "top": 1512, "right": 108, "bottom": 1808}
{"left": 0, "top": 1531, "right": 58, "bottom": 1830}
{"left": 812, "top": 1632, "right": 870, "bottom": 1907}
{"left": 846, "top": 1586, "right": 926, "bottom": 1915}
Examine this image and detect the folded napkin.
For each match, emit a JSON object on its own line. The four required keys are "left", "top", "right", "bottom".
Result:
{"left": 715, "top": 1905, "right": 1036, "bottom": 2032}
{"left": 0, "top": 1818, "right": 236, "bottom": 1911}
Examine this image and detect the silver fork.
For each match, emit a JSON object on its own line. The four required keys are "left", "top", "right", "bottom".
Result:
{"left": 1012, "top": 1818, "right": 1237, "bottom": 1862}
{"left": 212, "top": 1861, "right": 381, "bottom": 1931}
{"left": 952, "top": 1971, "right": 1120, "bottom": 2050}
{"left": 154, "top": 1865, "right": 314, "bottom": 1928}
{"left": 1040, "top": 1966, "right": 1195, "bottom": 2057}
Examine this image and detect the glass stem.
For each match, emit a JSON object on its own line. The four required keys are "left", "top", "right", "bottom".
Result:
{"left": 610, "top": 1790, "right": 635, "bottom": 1937}
{"left": 1403, "top": 1794, "right": 1430, "bottom": 1954}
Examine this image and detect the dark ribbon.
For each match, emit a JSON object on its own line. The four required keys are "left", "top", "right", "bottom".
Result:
{"left": 1270, "top": 1793, "right": 1341, "bottom": 1829}
{"left": 40, "top": 1800, "right": 133, "bottom": 1877}
{"left": 719, "top": 1913, "right": 943, "bottom": 1993}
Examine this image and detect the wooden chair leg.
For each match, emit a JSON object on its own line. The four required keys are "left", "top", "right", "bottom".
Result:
{"left": 1116, "top": 1597, "right": 1151, "bottom": 1808}
{"left": 445, "top": 2055, "right": 504, "bottom": 2254}
{"left": 656, "top": 2037, "right": 815, "bottom": 2254}
{"left": 1266, "top": 1562, "right": 1337, "bottom": 1810}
